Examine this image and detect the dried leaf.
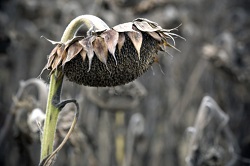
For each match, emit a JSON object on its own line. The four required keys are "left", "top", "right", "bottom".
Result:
{"left": 113, "top": 22, "right": 134, "bottom": 32}
{"left": 79, "top": 36, "right": 95, "bottom": 71}
{"left": 41, "top": 36, "right": 62, "bottom": 45}
{"left": 118, "top": 33, "right": 125, "bottom": 55}
{"left": 127, "top": 31, "right": 143, "bottom": 59}
{"left": 93, "top": 37, "right": 108, "bottom": 65}
{"left": 101, "top": 29, "right": 119, "bottom": 64}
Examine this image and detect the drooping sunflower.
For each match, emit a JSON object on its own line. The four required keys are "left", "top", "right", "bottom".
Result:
{"left": 44, "top": 16, "right": 184, "bottom": 87}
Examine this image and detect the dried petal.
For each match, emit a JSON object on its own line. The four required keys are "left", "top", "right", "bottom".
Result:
{"left": 161, "top": 32, "right": 176, "bottom": 46}
{"left": 65, "top": 36, "right": 85, "bottom": 46}
{"left": 118, "top": 33, "right": 125, "bottom": 55}
{"left": 51, "top": 55, "right": 61, "bottom": 71}
{"left": 160, "top": 40, "right": 181, "bottom": 52}
{"left": 101, "top": 30, "right": 119, "bottom": 64}
{"left": 133, "top": 18, "right": 163, "bottom": 31}
{"left": 133, "top": 18, "right": 159, "bottom": 27}
{"left": 64, "top": 42, "right": 82, "bottom": 64}
{"left": 93, "top": 37, "right": 108, "bottom": 65}
{"left": 61, "top": 48, "right": 67, "bottom": 64}
{"left": 133, "top": 20, "right": 161, "bottom": 32}
{"left": 49, "top": 45, "right": 65, "bottom": 71}
{"left": 47, "top": 45, "right": 60, "bottom": 69}
{"left": 113, "top": 22, "right": 134, "bottom": 32}
{"left": 166, "top": 32, "right": 186, "bottom": 41}
{"left": 57, "top": 45, "right": 65, "bottom": 57}
{"left": 80, "top": 50, "right": 87, "bottom": 62}
{"left": 127, "top": 31, "right": 143, "bottom": 59}
{"left": 79, "top": 36, "right": 95, "bottom": 71}
{"left": 148, "top": 32, "right": 162, "bottom": 42}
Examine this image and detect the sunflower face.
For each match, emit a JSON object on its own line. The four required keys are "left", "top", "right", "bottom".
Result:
{"left": 44, "top": 17, "right": 183, "bottom": 87}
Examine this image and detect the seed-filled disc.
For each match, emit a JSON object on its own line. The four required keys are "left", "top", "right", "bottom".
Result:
{"left": 63, "top": 33, "right": 158, "bottom": 87}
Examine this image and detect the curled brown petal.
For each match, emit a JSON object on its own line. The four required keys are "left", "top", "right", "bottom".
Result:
{"left": 50, "top": 45, "right": 65, "bottom": 71}
{"left": 51, "top": 55, "right": 61, "bottom": 72}
{"left": 79, "top": 36, "right": 95, "bottom": 71}
{"left": 148, "top": 32, "right": 162, "bottom": 42}
{"left": 93, "top": 37, "right": 108, "bottom": 65}
{"left": 133, "top": 18, "right": 159, "bottom": 27}
{"left": 117, "top": 33, "right": 125, "bottom": 55}
{"left": 101, "top": 30, "right": 119, "bottom": 65}
{"left": 56, "top": 45, "right": 65, "bottom": 57}
{"left": 127, "top": 31, "right": 143, "bottom": 60}
{"left": 47, "top": 45, "right": 59, "bottom": 69}
{"left": 133, "top": 20, "right": 161, "bottom": 32}
{"left": 161, "top": 32, "right": 176, "bottom": 46}
{"left": 112, "top": 22, "right": 134, "bottom": 32}
{"left": 64, "top": 42, "right": 82, "bottom": 65}
{"left": 80, "top": 50, "right": 87, "bottom": 62}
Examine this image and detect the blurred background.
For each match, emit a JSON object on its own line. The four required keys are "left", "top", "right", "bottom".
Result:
{"left": 0, "top": 0, "right": 250, "bottom": 165}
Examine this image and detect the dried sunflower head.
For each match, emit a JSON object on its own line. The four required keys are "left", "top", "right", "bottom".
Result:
{"left": 44, "top": 17, "right": 184, "bottom": 87}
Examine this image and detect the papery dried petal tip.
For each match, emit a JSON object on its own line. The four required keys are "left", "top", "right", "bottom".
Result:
{"left": 127, "top": 31, "right": 143, "bottom": 59}
{"left": 65, "top": 42, "right": 82, "bottom": 64}
{"left": 47, "top": 45, "right": 60, "bottom": 68}
{"left": 133, "top": 19, "right": 162, "bottom": 32}
{"left": 117, "top": 33, "right": 125, "bottom": 55}
{"left": 79, "top": 37, "right": 95, "bottom": 72}
{"left": 133, "top": 18, "right": 159, "bottom": 27}
{"left": 93, "top": 37, "right": 108, "bottom": 65}
{"left": 113, "top": 22, "right": 134, "bottom": 32}
{"left": 80, "top": 50, "right": 87, "bottom": 62}
{"left": 101, "top": 30, "right": 119, "bottom": 64}
{"left": 41, "top": 36, "right": 62, "bottom": 45}
{"left": 167, "top": 32, "right": 186, "bottom": 41}
{"left": 148, "top": 32, "right": 162, "bottom": 42}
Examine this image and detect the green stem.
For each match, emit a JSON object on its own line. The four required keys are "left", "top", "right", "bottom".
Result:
{"left": 40, "top": 71, "right": 62, "bottom": 160}
{"left": 40, "top": 15, "right": 110, "bottom": 162}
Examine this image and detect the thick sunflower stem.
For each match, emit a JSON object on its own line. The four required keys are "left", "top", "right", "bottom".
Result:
{"left": 40, "top": 15, "right": 108, "bottom": 162}
{"left": 40, "top": 71, "right": 63, "bottom": 160}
